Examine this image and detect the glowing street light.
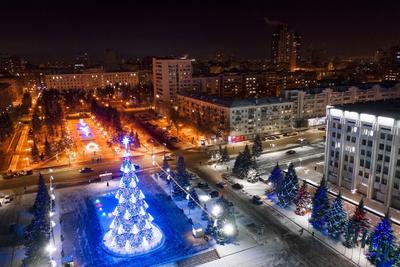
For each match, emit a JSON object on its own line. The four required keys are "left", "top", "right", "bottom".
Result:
{"left": 223, "top": 223, "right": 235, "bottom": 236}
{"left": 46, "top": 243, "right": 56, "bottom": 254}
{"left": 211, "top": 205, "right": 222, "bottom": 217}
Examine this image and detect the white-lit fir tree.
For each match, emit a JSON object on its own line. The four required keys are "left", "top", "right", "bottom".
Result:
{"left": 103, "top": 137, "right": 162, "bottom": 255}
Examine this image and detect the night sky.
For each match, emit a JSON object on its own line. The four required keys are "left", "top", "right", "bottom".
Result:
{"left": 2, "top": 0, "right": 400, "bottom": 62}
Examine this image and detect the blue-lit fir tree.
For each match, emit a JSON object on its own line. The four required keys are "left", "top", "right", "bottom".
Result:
{"left": 173, "top": 156, "right": 190, "bottom": 199}
{"left": 103, "top": 137, "right": 162, "bottom": 255}
{"left": 326, "top": 192, "right": 347, "bottom": 238}
{"left": 277, "top": 163, "right": 299, "bottom": 208}
{"left": 268, "top": 163, "right": 284, "bottom": 192}
{"left": 24, "top": 173, "right": 51, "bottom": 266}
{"left": 310, "top": 177, "right": 330, "bottom": 230}
{"left": 367, "top": 213, "right": 397, "bottom": 266}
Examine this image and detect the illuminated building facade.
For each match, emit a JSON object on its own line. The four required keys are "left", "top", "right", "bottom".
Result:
{"left": 325, "top": 101, "right": 400, "bottom": 211}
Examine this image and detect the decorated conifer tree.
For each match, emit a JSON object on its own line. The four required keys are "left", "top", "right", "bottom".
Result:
{"left": 277, "top": 167, "right": 298, "bottom": 208}
{"left": 159, "top": 157, "right": 170, "bottom": 181}
{"left": 310, "top": 177, "right": 330, "bottom": 230}
{"left": 295, "top": 180, "right": 312, "bottom": 216}
{"left": 188, "top": 188, "right": 200, "bottom": 209}
{"left": 343, "top": 198, "right": 369, "bottom": 248}
{"left": 252, "top": 134, "right": 263, "bottom": 159}
{"left": 268, "top": 163, "right": 284, "bottom": 192}
{"left": 208, "top": 196, "right": 238, "bottom": 244}
{"left": 103, "top": 137, "right": 162, "bottom": 255}
{"left": 24, "top": 173, "right": 51, "bottom": 266}
{"left": 326, "top": 192, "right": 347, "bottom": 238}
{"left": 367, "top": 212, "right": 397, "bottom": 266}
{"left": 218, "top": 146, "right": 230, "bottom": 165}
{"left": 173, "top": 156, "right": 190, "bottom": 199}
{"left": 232, "top": 152, "right": 243, "bottom": 175}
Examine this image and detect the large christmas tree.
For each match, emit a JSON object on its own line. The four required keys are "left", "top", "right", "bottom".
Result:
{"left": 173, "top": 156, "right": 190, "bottom": 199}
{"left": 367, "top": 213, "right": 397, "bottom": 266}
{"left": 295, "top": 180, "right": 312, "bottom": 216}
{"left": 268, "top": 163, "right": 284, "bottom": 192}
{"left": 310, "top": 177, "right": 330, "bottom": 230}
{"left": 277, "top": 163, "right": 299, "bottom": 208}
{"left": 103, "top": 137, "right": 162, "bottom": 255}
{"left": 326, "top": 192, "right": 347, "bottom": 238}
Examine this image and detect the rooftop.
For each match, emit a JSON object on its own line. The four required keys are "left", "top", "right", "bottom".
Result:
{"left": 335, "top": 99, "right": 400, "bottom": 120}
{"left": 287, "top": 81, "right": 400, "bottom": 95}
{"left": 178, "top": 93, "right": 292, "bottom": 108}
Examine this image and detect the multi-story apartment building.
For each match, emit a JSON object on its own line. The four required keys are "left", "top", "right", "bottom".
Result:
{"left": 283, "top": 82, "right": 400, "bottom": 126}
{"left": 176, "top": 93, "right": 293, "bottom": 142}
{"left": 271, "top": 24, "right": 301, "bottom": 72}
{"left": 325, "top": 100, "right": 400, "bottom": 211}
{"left": 44, "top": 71, "right": 139, "bottom": 90}
{"left": 191, "top": 72, "right": 276, "bottom": 98}
{"left": 152, "top": 58, "right": 192, "bottom": 115}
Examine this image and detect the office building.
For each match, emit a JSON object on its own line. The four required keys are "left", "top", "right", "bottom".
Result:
{"left": 152, "top": 58, "right": 192, "bottom": 114}
{"left": 325, "top": 100, "right": 400, "bottom": 211}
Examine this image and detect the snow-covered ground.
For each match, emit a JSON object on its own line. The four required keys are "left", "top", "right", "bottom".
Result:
{"left": 203, "top": 161, "right": 375, "bottom": 266}
{"left": 56, "top": 173, "right": 211, "bottom": 267}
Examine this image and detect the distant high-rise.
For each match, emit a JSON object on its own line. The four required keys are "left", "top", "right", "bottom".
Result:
{"left": 74, "top": 52, "right": 90, "bottom": 70}
{"left": 271, "top": 24, "right": 301, "bottom": 72}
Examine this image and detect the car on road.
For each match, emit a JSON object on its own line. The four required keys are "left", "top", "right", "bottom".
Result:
{"left": 4, "top": 195, "right": 13, "bottom": 204}
{"left": 209, "top": 190, "right": 219, "bottom": 198}
{"left": 286, "top": 149, "right": 296, "bottom": 155}
{"left": 252, "top": 195, "right": 263, "bottom": 205}
{"left": 80, "top": 167, "right": 93, "bottom": 173}
{"left": 197, "top": 182, "right": 209, "bottom": 189}
{"left": 169, "top": 137, "right": 179, "bottom": 143}
{"left": 232, "top": 183, "right": 244, "bottom": 190}
{"left": 164, "top": 154, "right": 175, "bottom": 161}
{"left": 216, "top": 181, "right": 227, "bottom": 188}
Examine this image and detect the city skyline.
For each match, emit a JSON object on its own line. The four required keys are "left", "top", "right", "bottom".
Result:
{"left": 2, "top": 0, "right": 400, "bottom": 62}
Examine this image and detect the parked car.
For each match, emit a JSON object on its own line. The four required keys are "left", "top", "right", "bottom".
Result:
{"left": 252, "top": 195, "right": 263, "bottom": 205}
{"left": 259, "top": 176, "right": 269, "bottom": 184}
{"left": 232, "top": 183, "right": 244, "bottom": 190}
{"left": 4, "top": 195, "right": 13, "bottom": 204}
{"left": 169, "top": 137, "right": 179, "bottom": 143}
{"left": 286, "top": 150, "right": 296, "bottom": 155}
{"left": 209, "top": 190, "right": 219, "bottom": 198}
{"left": 80, "top": 167, "right": 93, "bottom": 173}
{"left": 164, "top": 154, "right": 175, "bottom": 161}
{"left": 216, "top": 181, "right": 227, "bottom": 188}
{"left": 197, "top": 182, "right": 209, "bottom": 189}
